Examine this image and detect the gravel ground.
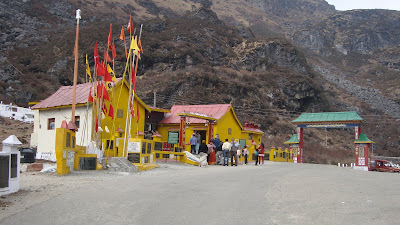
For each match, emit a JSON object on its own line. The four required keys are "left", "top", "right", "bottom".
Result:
{"left": 1, "top": 161, "right": 400, "bottom": 224}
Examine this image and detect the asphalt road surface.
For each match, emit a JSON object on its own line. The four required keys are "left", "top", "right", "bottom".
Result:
{"left": 1, "top": 161, "right": 400, "bottom": 225}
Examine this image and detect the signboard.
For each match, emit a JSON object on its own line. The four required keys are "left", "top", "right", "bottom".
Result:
{"left": 168, "top": 132, "right": 179, "bottom": 144}
{"left": 66, "top": 151, "right": 75, "bottom": 169}
{"left": 239, "top": 139, "right": 246, "bottom": 149}
{"left": 127, "top": 141, "right": 141, "bottom": 153}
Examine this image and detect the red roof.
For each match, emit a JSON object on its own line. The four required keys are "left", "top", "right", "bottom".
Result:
{"left": 160, "top": 104, "right": 232, "bottom": 124}
{"left": 243, "top": 126, "right": 264, "bottom": 134}
{"left": 32, "top": 82, "right": 92, "bottom": 109}
{"left": 32, "top": 78, "right": 127, "bottom": 110}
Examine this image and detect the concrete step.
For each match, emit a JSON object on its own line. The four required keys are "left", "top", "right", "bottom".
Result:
{"left": 107, "top": 157, "right": 138, "bottom": 173}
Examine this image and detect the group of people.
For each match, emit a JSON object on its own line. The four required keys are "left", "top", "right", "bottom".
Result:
{"left": 189, "top": 132, "right": 266, "bottom": 166}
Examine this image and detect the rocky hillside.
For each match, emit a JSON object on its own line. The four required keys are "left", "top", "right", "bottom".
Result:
{"left": 1, "top": 0, "right": 400, "bottom": 163}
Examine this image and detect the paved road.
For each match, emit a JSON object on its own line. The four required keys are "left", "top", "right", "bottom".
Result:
{"left": 1, "top": 162, "right": 400, "bottom": 225}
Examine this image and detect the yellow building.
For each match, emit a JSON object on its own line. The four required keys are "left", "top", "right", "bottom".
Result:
{"left": 30, "top": 78, "right": 157, "bottom": 157}
{"left": 156, "top": 104, "right": 264, "bottom": 159}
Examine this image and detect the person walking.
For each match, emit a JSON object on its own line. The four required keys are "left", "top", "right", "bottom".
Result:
{"left": 207, "top": 141, "right": 216, "bottom": 165}
{"left": 230, "top": 138, "right": 238, "bottom": 166}
{"left": 195, "top": 131, "right": 201, "bottom": 155}
{"left": 242, "top": 145, "right": 249, "bottom": 165}
{"left": 190, "top": 134, "right": 197, "bottom": 154}
{"left": 222, "top": 139, "right": 231, "bottom": 166}
{"left": 258, "top": 143, "right": 265, "bottom": 165}
{"left": 255, "top": 146, "right": 259, "bottom": 166}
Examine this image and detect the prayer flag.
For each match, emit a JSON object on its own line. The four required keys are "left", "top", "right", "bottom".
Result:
{"left": 86, "top": 54, "right": 92, "bottom": 82}
{"left": 88, "top": 90, "right": 93, "bottom": 102}
{"left": 112, "top": 42, "right": 117, "bottom": 59}
{"left": 138, "top": 38, "right": 143, "bottom": 53}
{"left": 108, "top": 105, "right": 114, "bottom": 119}
{"left": 96, "top": 82, "right": 110, "bottom": 101}
{"left": 104, "top": 48, "right": 112, "bottom": 62}
{"left": 127, "top": 14, "right": 133, "bottom": 34}
{"left": 107, "top": 64, "right": 117, "bottom": 82}
{"left": 120, "top": 26, "right": 125, "bottom": 40}
{"left": 95, "top": 116, "right": 98, "bottom": 132}
{"left": 130, "top": 37, "right": 141, "bottom": 59}
{"left": 107, "top": 24, "right": 112, "bottom": 50}
{"left": 96, "top": 62, "right": 108, "bottom": 77}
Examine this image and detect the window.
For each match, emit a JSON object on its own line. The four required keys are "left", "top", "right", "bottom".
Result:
{"left": 248, "top": 133, "right": 253, "bottom": 140}
{"left": 117, "top": 109, "right": 124, "bottom": 118}
{"left": 48, "top": 118, "right": 55, "bottom": 130}
{"left": 228, "top": 128, "right": 232, "bottom": 135}
{"left": 11, "top": 154, "right": 17, "bottom": 178}
{"left": 0, "top": 156, "right": 9, "bottom": 188}
{"left": 66, "top": 132, "right": 70, "bottom": 148}
{"left": 75, "top": 116, "right": 80, "bottom": 128}
{"left": 359, "top": 147, "right": 364, "bottom": 157}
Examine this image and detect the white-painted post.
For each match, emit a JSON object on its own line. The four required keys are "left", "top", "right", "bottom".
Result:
{"left": 1, "top": 135, "right": 22, "bottom": 196}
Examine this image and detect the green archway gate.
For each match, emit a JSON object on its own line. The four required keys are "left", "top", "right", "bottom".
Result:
{"left": 286, "top": 111, "right": 374, "bottom": 170}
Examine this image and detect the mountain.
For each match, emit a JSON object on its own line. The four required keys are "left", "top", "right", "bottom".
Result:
{"left": 1, "top": 0, "right": 400, "bottom": 163}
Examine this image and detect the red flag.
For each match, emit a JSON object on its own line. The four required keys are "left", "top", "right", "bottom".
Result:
{"left": 96, "top": 62, "right": 108, "bottom": 77}
{"left": 95, "top": 116, "right": 98, "bottom": 133}
{"left": 136, "top": 100, "right": 140, "bottom": 123}
{"left": 138, "top": 38, "right": 143, "bottom": 53}
{"left": 112, "top": 43, "right": 117, "bottom": 59}
{"left": 96, "top": 82, "right": 110, "bottom": 101}
{"left": 131, "top": 65, "right": 137, "bottom": 91}
{"left": 88, "top": 90, "right": 93, "bottom": 102}
{"left": 104, "top": 48, "right": 112, "bottom": 62}
{"left": 107, "top": 24, "right": 112, "bottom": 50}
{"left": 108, "top": 105, "right": 114, "bottom": 119}
{"left": 94, "top": 42, "right": 99, "bottom": 65}
{"left": 127, "top": 14, "right": 133, "bottom": 34}
{"left": 104, "top": 71, "right": 113, "bottom": 82}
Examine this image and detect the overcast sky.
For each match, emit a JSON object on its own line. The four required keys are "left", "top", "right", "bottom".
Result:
{"left": 326, "top": 0, "right": 400, "bottom": 11}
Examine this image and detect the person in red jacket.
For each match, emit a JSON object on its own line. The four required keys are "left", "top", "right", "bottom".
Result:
{"left": 258, "top": 143, "right": 265, "bottom": 165}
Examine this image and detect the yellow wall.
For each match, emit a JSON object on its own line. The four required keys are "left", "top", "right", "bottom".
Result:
{"left": 55, "top": 128, "right": 101, "bottom": 175}
{"left": 55, "top": 128, "right": 74, "bottom": 175}
{"left": 214, "top": 108, "right": 242, "bottom": 142}
{"left": 269, "top": 147, "right": 293, "bottom": 163}
{"left": 100, "top": 81, "right": 146, "bottom": 155}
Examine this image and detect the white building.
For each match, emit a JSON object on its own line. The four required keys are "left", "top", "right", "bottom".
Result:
{"left": 30, "top": 83, "right": 94, "bottom": 159}
{"left": 0, "top": 102, "right": 34, "bottom": 123}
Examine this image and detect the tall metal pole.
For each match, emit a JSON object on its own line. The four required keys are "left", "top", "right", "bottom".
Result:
{"left": 71, "top": 9, "right": 81, "bottom": 124}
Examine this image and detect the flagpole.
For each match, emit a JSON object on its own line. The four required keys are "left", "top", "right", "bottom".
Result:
{"left": 135, "top": 24, "right": 143, "bottom": 138}
{"left": 71, "top": 9, "right": 81, "bottom": 125}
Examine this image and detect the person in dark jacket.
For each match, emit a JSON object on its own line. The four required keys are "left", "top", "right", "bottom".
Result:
{"left": 199, "top": 140, "right": 208, "bottom": 154}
